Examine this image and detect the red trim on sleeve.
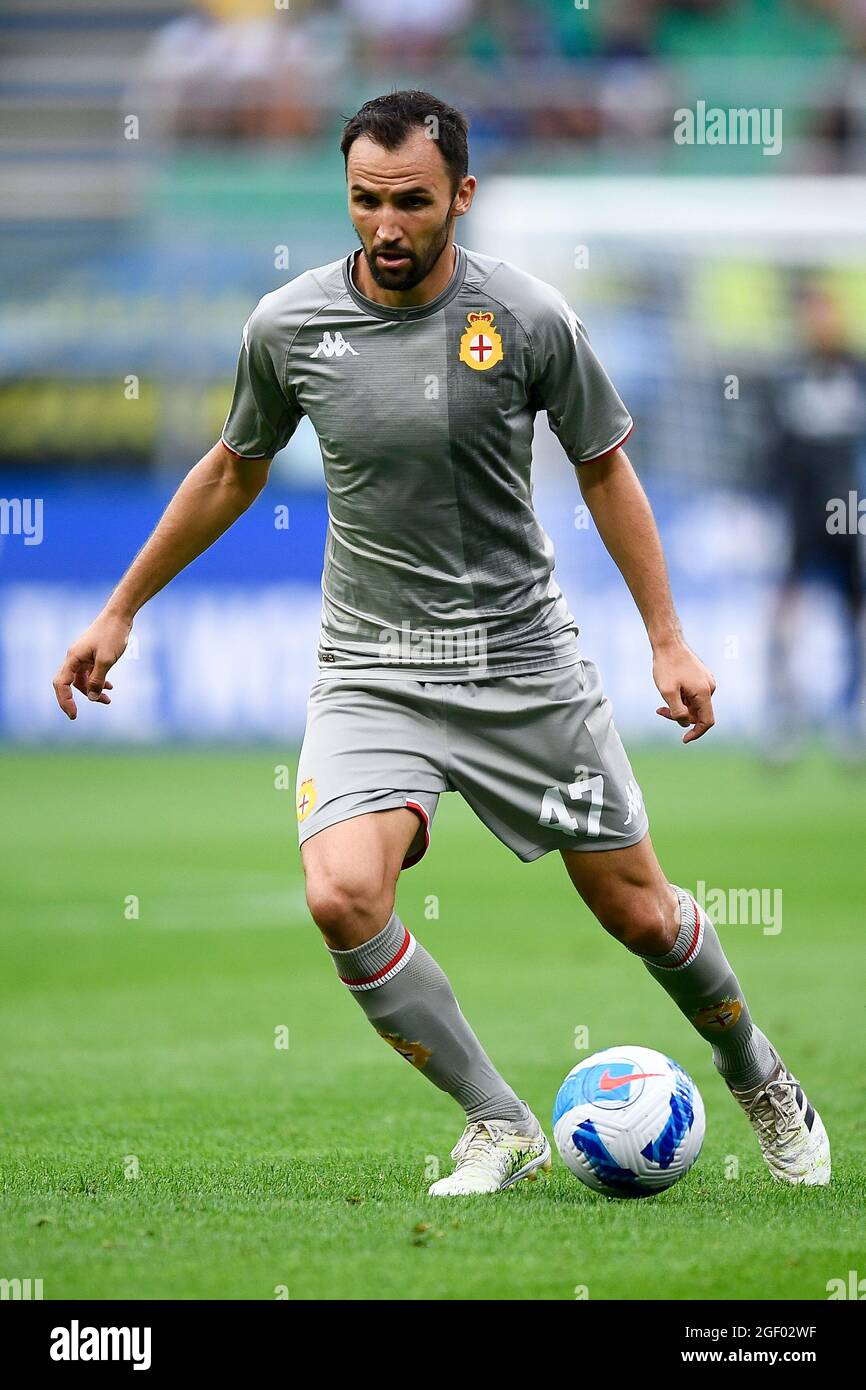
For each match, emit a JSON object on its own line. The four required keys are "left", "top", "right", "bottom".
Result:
{"left": 577, "top": 422, "right": 634, "bottom": 466}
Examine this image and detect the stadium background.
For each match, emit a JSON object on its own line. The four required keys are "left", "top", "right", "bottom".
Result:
{"left": 3, "top": 0, "right": 866, "bottom": 741}
{"left": 2, "top": 0, "right": 865, "bottom": 1303}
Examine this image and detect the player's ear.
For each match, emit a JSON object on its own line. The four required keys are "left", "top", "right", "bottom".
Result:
{"left": 452, "top": 175, "right": 476, "bottom": 218}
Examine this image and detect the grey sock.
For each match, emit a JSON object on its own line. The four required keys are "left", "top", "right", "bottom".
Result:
{"left": 329, "top": 912, "right": 528, "bottom": 1124}
{"left": 636, "top": 886, "right": 777, "bottom": 1090}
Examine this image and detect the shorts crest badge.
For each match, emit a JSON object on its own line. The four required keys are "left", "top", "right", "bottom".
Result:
{"left": 297, "top": 777, "right": 317, "bottom": 823}
{"left": 459, "top": 311, "right": 504, "bottom": 371}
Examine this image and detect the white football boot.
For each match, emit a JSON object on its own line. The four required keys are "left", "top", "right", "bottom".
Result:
{"left": 728, "top": 1058, "right": 831, "bottom": 1185}
{"left": 427, "top": 1108, "right": 552, "bottom": 1196}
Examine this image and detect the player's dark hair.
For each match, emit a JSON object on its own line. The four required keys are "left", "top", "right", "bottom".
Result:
{"left": 340, "top": 90, "right": 469, "bottom": 192}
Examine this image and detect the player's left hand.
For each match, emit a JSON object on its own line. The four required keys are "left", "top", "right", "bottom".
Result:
{"left": 653, "top": 642, "right": 716, "bottom": 744}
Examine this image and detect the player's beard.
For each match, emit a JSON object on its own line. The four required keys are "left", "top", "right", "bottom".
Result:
{"left": 361, "top": 212, "right": 453, "bottom": 292}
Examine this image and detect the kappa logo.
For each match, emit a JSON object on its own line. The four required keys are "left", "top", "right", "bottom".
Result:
{"left": 623, "top": 777, "right": 644, "bottom": 827}
{"left": 310, "top": 330, "right": 358, "bottom": 359}
{"left": 564, "top": 303, "right": 582, "bottom": 347}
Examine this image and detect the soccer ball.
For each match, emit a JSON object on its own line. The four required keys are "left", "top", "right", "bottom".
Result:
{"left": 553, "top": 1045, "right": 705, "bottom": 1198}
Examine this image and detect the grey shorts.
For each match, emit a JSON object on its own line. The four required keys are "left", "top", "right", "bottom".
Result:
{"left": 295, "top": 659, "right": 649, "bottom": 868}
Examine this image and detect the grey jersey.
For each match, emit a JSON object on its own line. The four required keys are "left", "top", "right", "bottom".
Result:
{"left": 222, "top": 245, "right": 633, "bottom": 680}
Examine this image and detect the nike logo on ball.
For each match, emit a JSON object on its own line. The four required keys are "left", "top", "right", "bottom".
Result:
{"left": 599, "top": 1069, "right": 663, "bottom": 1091}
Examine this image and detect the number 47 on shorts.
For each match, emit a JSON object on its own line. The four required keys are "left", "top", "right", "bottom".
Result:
{"left": 538, "top": 774, "right": 644, "bottom": 838}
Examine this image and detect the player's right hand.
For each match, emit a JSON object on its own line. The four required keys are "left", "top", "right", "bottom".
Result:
{"left": 52, "top": 610, "right": 132, "bottom": 720}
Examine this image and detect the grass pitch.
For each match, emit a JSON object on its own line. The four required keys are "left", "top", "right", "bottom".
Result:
{"left": 1, "top": 746, "right": 863, "bottom": 1300}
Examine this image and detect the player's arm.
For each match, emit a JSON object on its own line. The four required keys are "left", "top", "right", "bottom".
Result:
{"left": 576, "top": 447, "right": 716, "bottom": 743}
{"left": 52, "top": 441, "right": 271, "bottom": 719}
{"left": 531, "top": 294, "right": 715, "bottom": 742}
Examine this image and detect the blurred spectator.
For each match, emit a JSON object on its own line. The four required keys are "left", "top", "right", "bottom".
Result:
{"left": 765, "top": 285, "right": 866, "bottom": 756}
{"left": 341, "top": 0, "right": 475, "bottom": 64}
{"left": 815, "top": 0, "right": 866, "bottom": 55}
{"left": 341, "top": 0, "right": 474, "bottom": 34}
{"left": 129, "top": 0, "right": 861, "bottom": 153}
{"left": 597, "top": 0, "right": 659, "bottom": 58}
{"left": 138, "top": 3, "right": 351, "bottom": 141}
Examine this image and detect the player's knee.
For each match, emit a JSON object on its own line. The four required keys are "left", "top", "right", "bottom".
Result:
{"left": 304, "top": 867, "right": 394, "bottom": 948}
{"left": 595, "top": 884, "right": 675, "bottom": 956}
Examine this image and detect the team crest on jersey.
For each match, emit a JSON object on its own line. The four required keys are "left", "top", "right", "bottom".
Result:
{"left": 459, "top": 311, "right": 504, "bottom": 371}
{"left": 297, "top": 777, "right": 317, "bottom": 823}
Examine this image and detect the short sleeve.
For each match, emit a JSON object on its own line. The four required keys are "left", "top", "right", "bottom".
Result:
{"left": 532, "top": 298, "right": 633, "bottom": 465}
{"left": 221, "top": 306, "right": 303, "bottom": 459}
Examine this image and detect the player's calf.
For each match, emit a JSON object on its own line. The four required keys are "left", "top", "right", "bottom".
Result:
{"left": 326, "top": 908, "right": 528, "bottom": 1127}
{"left": 589, "top": 880, "right": 679, "bottom": 956}
{"left": 635, "top": 886, "right": 778, "bottom": 1092}
{"left": 564, "top": 845, "right": 777, "bottom": 1092}
{"left": 561, "top": 839, "right": 679, "bottom": 957}
{"left": 632, "top": 886, "right": 831, "bottom": 1182}
{"left": 564, "top": 846, "right": 830, "bottom": 1182}
{"left": 303, "top": 816, "right": 527, "bottom": 1130}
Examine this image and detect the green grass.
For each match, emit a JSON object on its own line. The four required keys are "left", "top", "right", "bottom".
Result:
{"left": 1, "top": 746, "right": 863, "bottom": 1300}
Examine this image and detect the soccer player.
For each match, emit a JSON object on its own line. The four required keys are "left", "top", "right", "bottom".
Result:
{"left": 53, "top": 90, "right": 829, "bottom": 1194}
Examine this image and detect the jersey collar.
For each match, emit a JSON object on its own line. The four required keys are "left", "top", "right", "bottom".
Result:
{"left": 342, "top": 244, "right": 467, "bottom": 321}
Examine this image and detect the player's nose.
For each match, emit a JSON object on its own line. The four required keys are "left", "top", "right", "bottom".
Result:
{"left": 375, "top": 223, "right": 405, "bottom": 247}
